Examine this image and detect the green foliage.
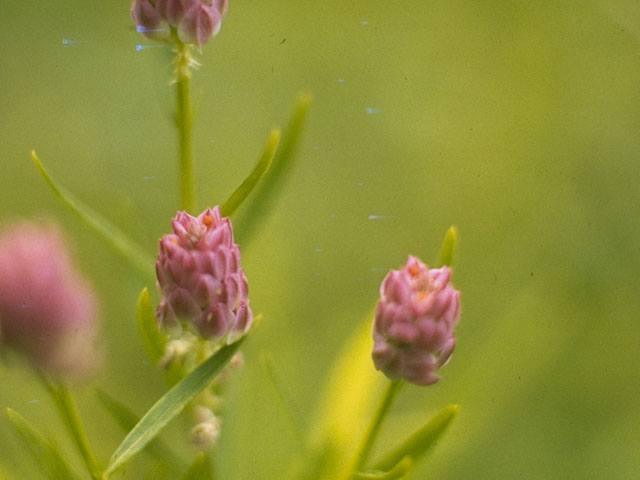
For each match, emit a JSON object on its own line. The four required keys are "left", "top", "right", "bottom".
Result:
{"left": 3, "top": 2, "right": 636, "bottom": 479}
{"left": 373, "top": 405, "right": 459, "bottom": 473}
{"left": 95, "top": 389, "right": 185, "bottom": 474}
{"left": 305, "top": 315, "right": 385, "bottom": 480}
{"left": 104, "top": 338, "right": 245, "bottom": 477}
{"left": 234, "top": 94, "right": 312, "bottom": 245}
{"left": 42, "top": 378, "right": 101, "bottom": 479}
{"left": 354, "top": 457, "right": 412, "bottom": 480}
{"left": 31, "top": 150, "right": 154, "bottom": 280}
{"left": 136, "top": 287, "right": 167, "bottom": 364}
{"left": 221, "top": 129, "right": 280, "bottom": 217}
{"left": 435, "top": 226, "right": 458, "bottom": 268}
{"left": 5, "top": 408, "right": 83, "bottom": 480}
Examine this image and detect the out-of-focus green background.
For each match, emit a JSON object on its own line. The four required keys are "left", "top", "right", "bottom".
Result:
{"left": 1, "top": 1, "right": 639, "bottom": 478}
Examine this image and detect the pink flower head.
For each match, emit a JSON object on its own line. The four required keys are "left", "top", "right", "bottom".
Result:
{"left": 131, "top": 0, "right": 227, "bottom": 46}
{"left": 0, "top": 222, "right": 99, "bottom": 378}
{"left": 156, "top": 207, "right": 253, "bottom": 343}
{"left": 372, "top": 256, "right": 460, "bottom": 386}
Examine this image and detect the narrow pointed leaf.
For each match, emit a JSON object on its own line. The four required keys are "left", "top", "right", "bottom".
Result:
{"left": 95, "top": 388, "right": 140, "bottom": 431}
{"left": 137, "top": 287, "right": 167, "bottom": 363}
{"left": 220, "top": 129, "right": 280, "bottom": 217}
{"left": 181, "top": 453, "right": 214, "bottom": 480}
{"left": 95, "top": 389, "right": 186, "bottom": 473}
{"left": 373, "top": 405, "right": 458, "bottom": 473}
{"left": 435, "top": 226, "right": 458, "bottom": 268}
{"left": 234, "top": 94, "right": 312, "bottom": 245}
{"left": 30, "top": 150, "right": 154, "bottom": 279}
{"left": 354, "top": 456, "right": 412, "bottom": 480}
{"left": 345, "top": 380, "right": 404, "bottom": 477}
{"left": 104, "top": 337, "right": 245, "bottom": 477}
{"left": 42, "top": 378, "right": 100, "bottom": 478}
{"left": 5, "top": 408, "right": 83, "bottom": 480}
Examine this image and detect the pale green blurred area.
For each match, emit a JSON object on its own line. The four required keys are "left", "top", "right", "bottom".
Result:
{"left": 1, "top": 0, "right": 640, "bottom": 479}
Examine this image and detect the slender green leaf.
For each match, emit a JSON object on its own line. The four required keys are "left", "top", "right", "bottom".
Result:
{"left": 5, "top": 408, "right": 83, "bottom": 480}
{"left": 373, "top": 405, "right": 459, "bottom": 473}
{"left": 136, "top": 287, "right": 167, "bottom": 363}
{"left": 30, "top": 150, "right": 154, "bottom": 279}
{"left": 354, "top": 456, "right": 412, "bottom": 480}
{"left": 434, "top": 226, "right": 458, "bottom": 268}
{"left": 220, "top": 129, "right": 280, "bottom": 217}
{"left": 96, "top": 388, "right": 140, "bottom": 431}
{"left": 181, "top": 453, "right": 213, "bottom": 480}
{"left": 234, "top": 94, "right": 312, "bottom": 245}
{"left": 345, "top": 380, "right": 404, "bottom": 478}
{"left": 41, "top": 377, "right": 101, "bottom": 479}
{"left": 95, "top": 388, "right": 186, "bottom": 473}
{"left": 103, "top": 337, "right": 245, "bottom": 477}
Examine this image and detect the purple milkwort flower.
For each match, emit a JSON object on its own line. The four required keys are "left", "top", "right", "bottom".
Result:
{"left": 130, "top": 0, "right": 171, "bottom": 41}
{"left": 0, "top": 222, "right": 99, "bottom": 378}
{"left": 372, "top": 256, "right": 460, "bottom": 386}
{"left": 156, "top": 207, "right": 252, "bottom": 343}
{"left": 131, "top": 0, "right": 228, "bottom": 46}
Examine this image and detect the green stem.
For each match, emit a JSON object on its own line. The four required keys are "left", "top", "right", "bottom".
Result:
{"left": 40, "top": 374, "right": 102, "bottom": 480}
{"left": 347, "top": 380, "right": 404, "bottom": 478}
{"left": 175, "top": 41, "right": 195, "bottom": 212}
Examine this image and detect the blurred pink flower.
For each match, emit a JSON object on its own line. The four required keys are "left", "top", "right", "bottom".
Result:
{"left": 372, "top": 256, "right": 460, "bottom": 386}
{"left": 131, "top": 0, "right": 228, "bottom": 46}
{"left": 0, "top": 222, "right": 100, "bottom": 378}
{"left": 156, "top": 207, "right": 252, "bottom": 343}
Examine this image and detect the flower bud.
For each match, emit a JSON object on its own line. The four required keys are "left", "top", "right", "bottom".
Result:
{"left": 156, "top": 207, "right": 253, "bottom": 343}
{"left": 178, "top": 3, "right": 222, "bottom": 46}
{"left": 130, "top": 0, "right": 170, "bottom": 41}
{"left": 190, "top": 406, "right": 220, "bottom": 448}
{"left": 0, "top": 222, "right": 100, "bottom": 378}
{"left": 372, "top": 256, "right": 460, "bottom": 386}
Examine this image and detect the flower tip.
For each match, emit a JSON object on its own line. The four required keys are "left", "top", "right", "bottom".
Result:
{"left": 436, "top": 225, "right": 458, "bottom": 268}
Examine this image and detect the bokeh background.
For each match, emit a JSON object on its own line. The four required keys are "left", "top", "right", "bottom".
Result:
{"left": 1, "top": 1, "right": 639, "bottom": 478}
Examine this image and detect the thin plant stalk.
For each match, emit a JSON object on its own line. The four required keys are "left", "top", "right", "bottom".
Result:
{"left": 39, "top": 374, "right": 102, "bottom": 480}
{"left": 175, "top": 40, "right": 195, "bottom": 212}
{"left": 345, "top": 379, "right": 404, "bottom": 478}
